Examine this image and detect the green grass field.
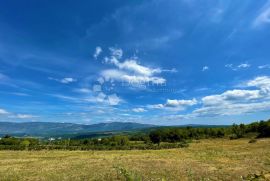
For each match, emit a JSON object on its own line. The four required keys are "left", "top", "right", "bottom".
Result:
{"left": 0, "top": 138, "right": 270, "bottom": 181}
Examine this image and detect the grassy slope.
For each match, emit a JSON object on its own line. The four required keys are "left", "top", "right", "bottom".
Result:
{"left": 0, "top": 138, "right": 269, "bottom": 181}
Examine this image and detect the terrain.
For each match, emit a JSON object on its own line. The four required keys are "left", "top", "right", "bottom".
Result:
{"left": 0, "top": 138, "right": 269, "bottom": 181}
{"left": 0, "top": 122, "right": 156, "bottom": 137}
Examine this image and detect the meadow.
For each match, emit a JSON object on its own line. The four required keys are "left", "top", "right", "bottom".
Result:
{"left": 0, "top": 138, "right": 269, "bottom": 181}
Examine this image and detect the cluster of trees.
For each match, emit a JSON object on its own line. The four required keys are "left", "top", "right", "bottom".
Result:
{"left": 0, "top": 135, "right": 187, "bottom": 150}
{"left": 0, "top": 135, "right": 39, "bottom": 150}
{"left": 0, "top": 119, "right": 269, "bottom": 150}
{"left": 146, "top": 120, "right": 270, "bottom": 144}
{"left": 52, "top": 135, "right": 129, "bottom": 147}
{"left": 245, "top": 120, "right": 270, "bottom": 138}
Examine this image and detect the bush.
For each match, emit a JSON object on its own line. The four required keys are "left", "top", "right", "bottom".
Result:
{"left": 229, "top": 134, "right": 237, "bottom": 140}
{"left": 248, "top": 138, "right": 257, "bottom": 143}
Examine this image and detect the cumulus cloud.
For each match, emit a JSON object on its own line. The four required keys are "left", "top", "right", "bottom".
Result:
{"left": 106, "top": 58, "right": 161, "bottom": 76}
{"left": 100, "top": 48, "right": 169, "bottom": 85}
{"left": 188, "top": 76, "right": 270, "bottom": 118}
{"left": 246, "top": 76, "right": 270, "bottom": 92}
{"left": 148, "top": 98, "right": 197, "bottom": 111}
{"left": 101, "top": 69, "right": 166, "bottom": 84}
{"left": 192, "top": 101, "right": 270, "bottom": 117}
{"left": 159, "top": 76, "right": 270, "bottom": 120}
{"left": 93, "top": 46, "right": 102, "bottom": 59}
{"left": 166, "top": 99, "right": 198, "bottom": 107}
{"left": 202, "top": 89, "right": 262, "bottom": 106}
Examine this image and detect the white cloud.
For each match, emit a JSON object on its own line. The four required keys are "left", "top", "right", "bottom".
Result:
{"left": 253, "top": 3, "right": 270, "bottom": 27}
{"left": 109, "top": 47, "right": 123, "bottom": 59}
{"left": 258, "top": 64, "right": 270, "bottom": 69}
{"left": 189, "top": 76, "right": 270, "bottom": 118}
{"left": 237, "top": 63, "right": 250, "bottom": 68}
{"left": 96, "top": 92, "right": 107, "bottom": 103}
{"left": 225, "top": 63, "right": 251, "bottom": 71}
{"left": 202, "top": 66, "right": 209, "bottom": 72}
{"left": 108, "top": 94, "right": 122, "bottom": 105}
{"left": 74, "top": 88, "right": 92, "bottom": 94}
{"left": 105, "top": 57, "right": 161, "bottom": 76}
{"left": 192, "top": 101, "right": 270, "bottom": 117}
{"left": 61, "top": 78, "right": 77, "bottom": 84}
{"left": 131, "top": 76, "right": 270, "bottom": 120}
{"left": 48, "top": 94, "right": 81, "bottom": 102}
{"left": 148, "top": 98, "right": 197, "bottom": 111}
{"left": 49, "top": 77, "right": 77, "bottom": 84}
{"left": 13, "top": 114, "right": 39, "bottom": 119}
{"left": 0, "top": 108, "right": 39, "bottom": 120}
{"left": 246, "top": 76, "right": 270, "bottom": 92}
{"left": 166, "top": 98, "right": 197, "bottom": 107}
{"left": 101, "top": 69, "right": 166, "bottom": 84}
{"left": 93, "top": 46, "right": 102, "bottom": 59}
{"left": 147, "top": 104, "right": 164, "bottom": 109}
{"left": 202, "top": 89, "right": 262, "bottom": 106}
{"left": 132, "top": 108, "right": 146, "bottom": 113}
{"left": 0, "top": 108, "right": 9, "bottom": 115}
{"left": 94, "top": 46, "right": 180, "bottom": 98}
{"left": 100, "top": 47, "right": 174, "bottom": 86}
{"left": 161, "top": 68, "right": 178, "bottom": 73}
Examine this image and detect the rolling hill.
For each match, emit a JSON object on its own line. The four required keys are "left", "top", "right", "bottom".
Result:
{"left": 0, "top": 122, "right": 156, "bottom": 137}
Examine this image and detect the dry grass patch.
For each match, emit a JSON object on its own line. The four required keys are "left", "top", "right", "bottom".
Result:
{"left": 0, "top": 138, "right": 269, "bottom": 180}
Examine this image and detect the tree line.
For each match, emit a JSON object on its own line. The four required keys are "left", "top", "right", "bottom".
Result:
{"left": 144, "top": 119, "right": 270, "bottom": 145}
{"left": 0, "top": 119, "right": 269, "bottom": 150}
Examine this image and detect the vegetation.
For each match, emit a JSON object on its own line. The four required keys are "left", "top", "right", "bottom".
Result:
{"left": 149, "top": 119, "right": 270, "bottom": 142}
{"left": 0, "top": 139, "right": 269, "bottom": 180}
{"left": 0, "top": 119, "right": 269, "bottom": 180}
{"left": 0, "top": 119, "right": 269, "bottom": 151}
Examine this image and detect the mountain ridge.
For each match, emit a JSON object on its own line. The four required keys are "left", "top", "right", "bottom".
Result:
{"left": 0, "top": 121, "right": 156, "bottom": 136}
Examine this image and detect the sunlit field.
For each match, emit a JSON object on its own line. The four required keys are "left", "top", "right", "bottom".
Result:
{"left": 0, "top": 138, "right": 269, "bottom": 181}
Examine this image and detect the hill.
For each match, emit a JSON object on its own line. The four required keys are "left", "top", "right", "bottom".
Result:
{"left": 0, "top": 122, "right": 156, "bottom": 137}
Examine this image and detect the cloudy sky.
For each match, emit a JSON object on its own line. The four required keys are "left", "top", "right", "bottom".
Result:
{"left": 0, "top": 0, "right": 270, "bottom": 125}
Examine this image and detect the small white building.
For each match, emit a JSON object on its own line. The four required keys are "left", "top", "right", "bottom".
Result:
{"left": 48, "top": 137, "right": 55, "bottom": 141}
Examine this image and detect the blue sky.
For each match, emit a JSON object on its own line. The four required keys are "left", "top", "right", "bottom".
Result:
{"left": 1, "top": 0, "right": 270, "bottom": 125}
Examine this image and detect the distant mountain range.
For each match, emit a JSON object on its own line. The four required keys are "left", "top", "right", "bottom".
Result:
{"left": 0, "top": 122, "right": 156, "bottom": 137}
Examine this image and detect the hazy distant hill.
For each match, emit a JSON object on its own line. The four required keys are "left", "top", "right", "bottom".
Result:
{"left": 0, "top": 122, "right": 156, "bottom": 137}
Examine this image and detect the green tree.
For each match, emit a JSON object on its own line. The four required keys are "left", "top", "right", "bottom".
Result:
{"left": 20, "top": 140, "right": 30, "bottom": 150}
{"left": 149, "top": 130, "right": 162, "bottom": 145}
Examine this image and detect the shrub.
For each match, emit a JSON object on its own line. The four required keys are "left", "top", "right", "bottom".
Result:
{"left": 248, "top": 138, "right": 257, "bottom": 143}
{"left": 229, "top": 134, "right": 239, "bottom": 140}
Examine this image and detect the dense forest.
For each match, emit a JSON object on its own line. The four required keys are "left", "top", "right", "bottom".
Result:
{"left": 0, "top": 119, "right": 269, "bottom": 150}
